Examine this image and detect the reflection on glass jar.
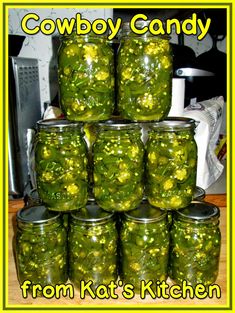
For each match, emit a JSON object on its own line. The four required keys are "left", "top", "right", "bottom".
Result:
{"left": 146, "top": 118, "right": 197, "bottom": 210}
{"left": 58, "top": 32, "right": 114, "bottom": 122}
{"left": 92, "top": 120, "right": 144, "bottom": 212}
{"left": 15, "top": 205, "right": 67, "bottom": 292}
{"left": 117, "top": 21, "right": 173, "bottom": 121}
{"left": 120, "top": 201, "right": 169, "bottom": 292}
{"left": 35, "top": 119, "right": 88, "bottom": 211}
{"left": 68, "top": 202, "right": 118, "bottom": 289}
{"left": 169, "top": 201, "right": 221, "bottom": 287}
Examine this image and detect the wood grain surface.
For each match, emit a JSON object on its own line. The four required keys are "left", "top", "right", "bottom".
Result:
{"left": 7, "top": 196, "right": 228, "bottom": 308}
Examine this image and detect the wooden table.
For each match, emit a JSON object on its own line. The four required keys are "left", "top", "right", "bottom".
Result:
{"left": 7, "top": 195, "right": 228, "bottom": 309}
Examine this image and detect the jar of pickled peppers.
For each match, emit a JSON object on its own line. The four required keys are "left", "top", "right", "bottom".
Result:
{"left": 58, "top": 31, "right": 114, "bottom": 121}
{"left": 120, "top": 201, "right": 169, "bottom": 292}
{"left": 92, "top": 120, "right": 144, "bottom": 212}
{"left": 146, "top": 118, "right": 197, "bottom": 210}
{"left": 68, "top": 201, "right": 118, "bottom": 289}
{"left": 169, "top": 201, "right": 221, "bottom": 287}
{"left": 34, "top": 119, "right": 88, "bottom": 211}
{"left": 15, "top": 205, "right": 68, "bottom": 291}
{"left": 117, "top": 21, "right": 173, "bottom": 121}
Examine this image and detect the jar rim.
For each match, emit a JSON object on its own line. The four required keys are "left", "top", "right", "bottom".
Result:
{"left": 71, "top": 201, "right": 114, "bottom": 222}
{"left": 17, "top": 205, "right": 61, "bottom": 225}
{"left": 149, "top": 117, "right": 196, "bottom": 131}
{"left": 98, "top": 119, "right": 141, "bottom": 130}
{"left": 175, "top": 201, "right": 220, "bottom": 222}
{"left": 124, "top": 200, "right": 167, "bottom": 223}
{"left": 37, "top": 118, "right": 82, "bottom": 129}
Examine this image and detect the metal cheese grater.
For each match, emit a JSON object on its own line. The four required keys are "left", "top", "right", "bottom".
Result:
{"left": 8, "top": 57, "right": 41, "bottom": 197}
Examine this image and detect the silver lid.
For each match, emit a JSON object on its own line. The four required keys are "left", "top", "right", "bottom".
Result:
{"left": 150, "top": 117, "right": 196, "bottom": 131}
{"left": 124, "top": 201, "right": 167, "bottom": 223}
{"left": 193, "top": 186, "right": 206, "bottom": 201}
{"left": 71, "top": 203, "right": 114, "bottom": 222}
{"left": 98, "top": 119, "right": 140, "bottom": 130}
{"left": 37, "top": 119, "right": 82, "bottom": 129}
{"left": 176, "top": 201, "right": 220, "bottom": 221}
{"left": 17, "top": 205, "right": 60, "bottom": 224}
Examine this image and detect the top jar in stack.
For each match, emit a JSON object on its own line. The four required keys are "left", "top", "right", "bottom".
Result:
{"left": 58, "top": 30, "right": 115, "bottom": 122}
{"left": 117, "top": 20, "right": 173, "bottom": 121}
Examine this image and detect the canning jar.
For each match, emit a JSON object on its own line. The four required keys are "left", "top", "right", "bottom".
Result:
{"left": 117, "top": 21, "right": 173, "bottom": 121}
{"left": 169, "top": 201, "right": 221, "bottom": 287}
{"left": 68, "top": 201, "right": 118, "bottom": 289}
{"left": 15, "top": 205, "right": 67, "bottom": 290}
{"left": 35, "top": 119, "right": 88, "bottom": 211}
{"left": 58, "top": 31, "right": 114, "bottom": 122}
{"left": 120, "top": 201, "right": 169, "bottom": 292}
{"left": 146, "top": 118, "right": 197, "bottom": 210}
{"left": 92, "top": 120, "right": 144, "bottom": 212}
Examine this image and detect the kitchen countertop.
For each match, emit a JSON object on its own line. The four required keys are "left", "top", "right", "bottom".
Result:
{"left": 7, "top": 194, "right": 228, "bottom": 308}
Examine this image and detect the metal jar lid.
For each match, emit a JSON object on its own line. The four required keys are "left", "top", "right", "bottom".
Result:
{"left": 71, "top": 202, "right": 114, "bottom": 223}
{"left": 37, "top": 119, "right": 83, "bottom": 132}
{"left": 124, "top": 201, "right": 167, "bottom": 223}
{"left": 17, "top": 205, "right": 60, "bottom": 225}
{"left": 150, "top": 117, "right": 196, "bottom": 132}
{"left": 176, "top": 201, "right": 220, "bottom": 222}
{"left": 193, "top": 186, "right": 206, "bottom": 201}
{"left": 98, "top": 119, "right": 141, "bottom": 131}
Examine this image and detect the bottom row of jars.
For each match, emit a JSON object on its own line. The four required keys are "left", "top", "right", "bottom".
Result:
{"left": 15, "top": 200, "right": 221, "bottom": 294}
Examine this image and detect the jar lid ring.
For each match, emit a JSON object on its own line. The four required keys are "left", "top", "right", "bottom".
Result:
{"left": 17, "top": 205, "right": 61, "bottom": 224}
{"left": 176, "top": 201, "right": 220, "bottom": 221}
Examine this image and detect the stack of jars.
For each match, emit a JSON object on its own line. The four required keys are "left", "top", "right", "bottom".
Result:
{"left": 15, "top": 21, "right": 221, "bottom": 294}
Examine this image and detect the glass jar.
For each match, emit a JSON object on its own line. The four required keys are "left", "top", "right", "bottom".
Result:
{"left": 120, "top": 201, "right": 169, "bottom": 292}
{"left": 146, "top": 118, "right": 197, "bottom": 210}
{"left": 92, "top": 120, "right": 144, "bottom": 212}
{"left": 34, "top": 119, "right": 88, "bottom": 211}
{"left": 58, "top": 31, "right": 114, "bottom": 122}
{"left": 15, "top": 205, "right": 67, "bottom": 290}
{"left": 68, "top": 201, "right": 118, "bottom": 289}
{"left": 117, "top": 21, "right": 173, "bottom": 121}
{"left": 169, "top": 201, "right": 221, "bottom": 287}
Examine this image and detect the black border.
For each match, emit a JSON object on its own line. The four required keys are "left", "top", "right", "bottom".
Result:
{"left": 2, "top": 2, "right": 233, "bottom": 311}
